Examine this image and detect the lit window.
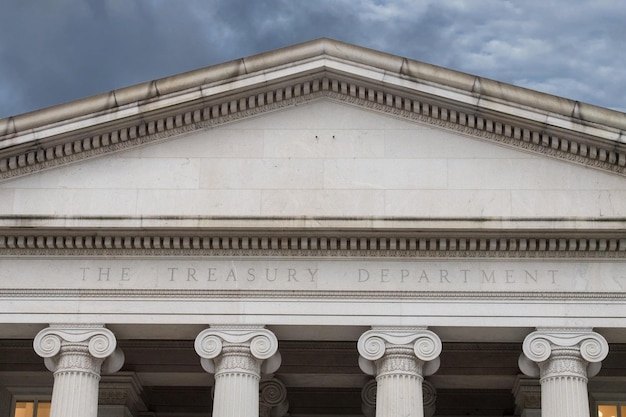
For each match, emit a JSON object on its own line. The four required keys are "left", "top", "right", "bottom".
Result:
{"left": 598, "top": 404, "right": 626, "bottom": 417}
{"left": 13, "top": 401, "right": 51, "bottom": 417}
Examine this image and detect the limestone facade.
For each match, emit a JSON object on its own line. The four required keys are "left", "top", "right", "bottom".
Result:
{"left": 0, "top": 38, "right": 625, "bottom": 416}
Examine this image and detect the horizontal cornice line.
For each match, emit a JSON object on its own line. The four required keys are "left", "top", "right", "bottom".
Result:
{"left": 1, "top": 216, "right": 625, "bottom": 232}
{"left": 0, "top": 288, "right": 625, "bottom": 300}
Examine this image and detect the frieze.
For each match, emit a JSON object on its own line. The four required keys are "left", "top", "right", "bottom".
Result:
{"left": 1, "top": 258, "right": 625, "bottom": 294}
{"left": 1, "top": 74, "right": 625, "bottom": 182}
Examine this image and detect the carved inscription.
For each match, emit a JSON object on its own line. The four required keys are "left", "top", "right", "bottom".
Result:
{"left": 356, "top": 268, "right": 558, "bottom": 284}
{"left": 166, "top": 267, "right": 319, "bottom": 283}
{"left": 80, "top": 267, "right": 131, "bottom": 282}
{"left": 1, "top": 259, "right": 625, "bottom": 292}
{"left": 77, "top": 264, "right": 559, "bottom": 287}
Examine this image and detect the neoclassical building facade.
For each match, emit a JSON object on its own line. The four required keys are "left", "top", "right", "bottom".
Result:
{"left": 0, "top": 38, "right": 625, "bottom": 417}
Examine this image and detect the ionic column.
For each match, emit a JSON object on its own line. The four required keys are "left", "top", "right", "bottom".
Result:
{"left": 358, "top": 327, "right": 442, "bottom": 417}
{"left": 33, "top": 325, "right": 124, "bottom": 417}
{"left": 259, "top": 377, "right": 289, "bottom": 417}
{"left": 195, "top": 326, "right": 281, "bottom": 417}
{"left": 519, "top": 328, "right": 609, "bottom": 417}
{"left": 361, "top": 379, "right": 377, "bottom": 417}
{"left": 361, "top": 378, "right": 436, "bottom": 417}
{"left": 422, "top": 380, "right": 437, "bottom": 417}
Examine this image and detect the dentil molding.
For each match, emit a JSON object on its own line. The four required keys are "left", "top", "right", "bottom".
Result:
{"left": 1, "top": 232, "right": 625, "bottom": 258}
{"left": 1, "top": 74, "right": 625, "bottom": 182}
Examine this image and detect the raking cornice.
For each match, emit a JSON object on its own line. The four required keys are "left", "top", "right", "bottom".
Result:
{"left": 0, "top": 39, "right": 625, "bottom": 180}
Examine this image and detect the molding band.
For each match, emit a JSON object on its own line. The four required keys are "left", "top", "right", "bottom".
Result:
{"left": 1, "top": 233, "right": 625, "bottom": 257}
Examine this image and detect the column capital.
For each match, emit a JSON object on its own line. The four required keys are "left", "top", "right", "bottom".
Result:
{"left": 33, "top": 324, "right": 124, "bottom": 374}
{"left": 357, "top": 327, "right": 442, "bottom": 376}
{"left": 522, "top": 328, "right": 609, "bottom": 364}
{"left": 520, "top": 328, "right": 608, "bottom": 379}
{"left": 195, "top": 326, "right": 278, "bottom": 359}
{"left": 34, "top": 324, "right": 117, "bottom": 359}
{"left": 195, "top": 325, "right": 281, "bottom": 375}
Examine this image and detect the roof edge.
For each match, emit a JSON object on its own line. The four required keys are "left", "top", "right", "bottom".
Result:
{"left": 1, "top": 38, "right": 625, "bottom": 139}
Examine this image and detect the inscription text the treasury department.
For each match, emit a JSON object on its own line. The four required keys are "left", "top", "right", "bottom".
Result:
{"left": 80, "top": 265, "right": 558, "bottom": 285}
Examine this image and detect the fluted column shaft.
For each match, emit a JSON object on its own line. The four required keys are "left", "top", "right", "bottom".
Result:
{"left": 195, "top": 326, "right": 281, "bottom": 417}
{"left": 215, "top": 344, "right": 261, "bottom": 417}
{"left": 33, "top": 325, "right": 123, "bottom": 417}
{"left": 358, "top": 328, "right": 442, "bottom": 417}
{"left": 376, "top": 345, "right": 423, "bottom": 417}
{"left": 520, "top": 329, "right": 609, "bottom": 417}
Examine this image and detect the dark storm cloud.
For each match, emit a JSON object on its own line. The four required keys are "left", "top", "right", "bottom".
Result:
{"left": 1, "top": 0, "right": 625, "bottom": 118}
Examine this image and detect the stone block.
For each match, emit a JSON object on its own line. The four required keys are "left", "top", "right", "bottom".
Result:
{"left": 137, "top": 189, "right": 262, "bottom": 216}
{"left": 261, "top": 189, "right": 385, "bottom": 216}
{"left": 200, "top": 159, "right": 323, "bottom": 190}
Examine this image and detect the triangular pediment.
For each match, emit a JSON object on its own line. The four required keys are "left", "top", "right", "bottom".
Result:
{"left": 1, "top": 39, "right": 625, "bottom": 185}
{"left": 1, "top": 99, "right": 625, "bottom": 221}
{"left": 0, "top": 38, "right": 624, "bottom": 233}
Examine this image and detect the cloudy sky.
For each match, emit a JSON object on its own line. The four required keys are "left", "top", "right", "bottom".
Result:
{"left": 1, "top": 0, "right": 625, "bottom": 118}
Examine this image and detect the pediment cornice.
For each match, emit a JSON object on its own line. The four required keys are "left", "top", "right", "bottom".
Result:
{"left": 0, "top": 39, "right": 625, "bottom": 180}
